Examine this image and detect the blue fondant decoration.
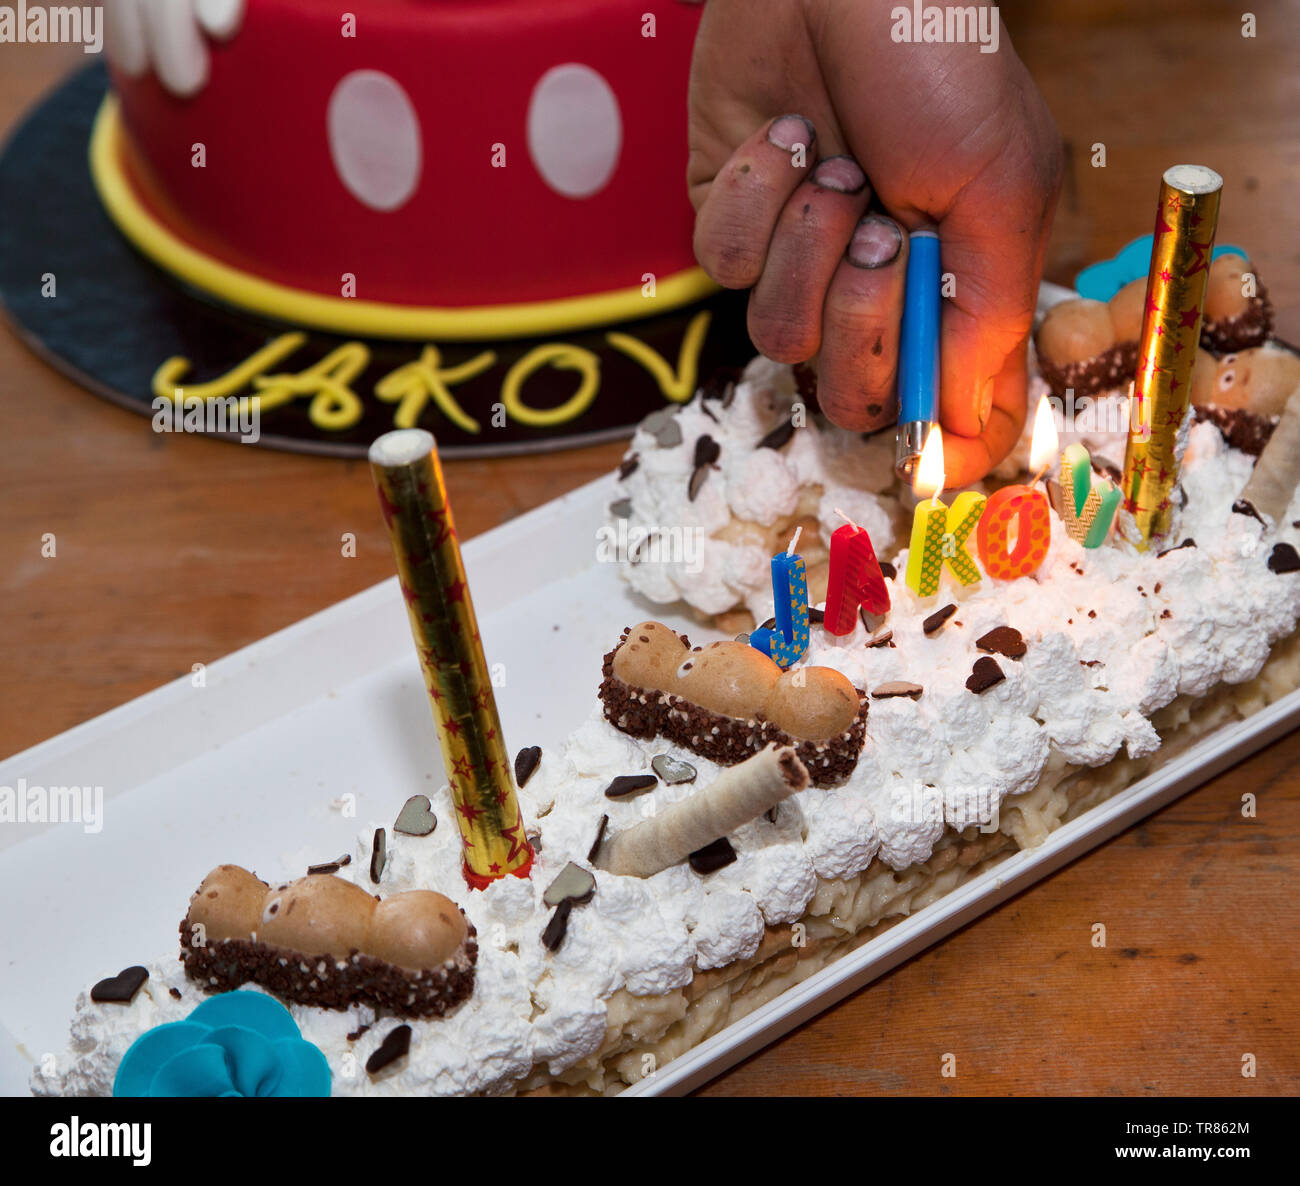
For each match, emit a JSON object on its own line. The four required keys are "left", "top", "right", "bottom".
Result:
{"left": 1075, "top": 235, "right": 1248, "bottom": 303}
{"left": 113, "top": 991, "right": 331, "bottom": 1097}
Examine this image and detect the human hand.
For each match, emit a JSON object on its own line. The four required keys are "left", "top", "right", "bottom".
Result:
{"left": 687, "top": 0, "right": 1062, "bottom": 485}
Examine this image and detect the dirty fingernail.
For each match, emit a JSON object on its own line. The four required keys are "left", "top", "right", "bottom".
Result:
{"left": 768, "top": 114, "right": 816, "bottom": 152}
{"left": 847, "top": 216, "right": 903, "bottom": 269}
{"left": 812, "top": 155, "right": 867, "bottom": 194}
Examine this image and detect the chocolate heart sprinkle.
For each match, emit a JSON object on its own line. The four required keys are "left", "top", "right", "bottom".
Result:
{"left": 514, "top": 745, "right": 542, "bottom": 789}
{"left": 617, "top": 455, "right": 639, "bottom": 481}
{"left": 873, "top": 681, "right": 923, "bottom": 700}
{"left": 759, "top": 617, "right": 776, "bottom": 632}
{"left": 879, "top": 561, "right": 897, "bottom": 580}
{"left": 922, "top": 604, "right": 957, "bottom": 635}
{"left": 651, "top": 754, "right": 697, "bottom": 785}
{"left": 758, "top": 419, "right": 796, "bottom": 450}
{"left": 865, "top": 629, "right": 894, "bottom": 648}
{"left": 608, "top": 498, "right": 633, "bottom": 520}
{"left": 1232, "top": 498, "right": 1266, "bottom": 525}
{"left": 693, "top": 435, "right": 721, "bottom": 468}
{"left": 966, "top": 657, "right": 1005, "bottom": 694}
{"left": 1268, "top": 542, "right": 1300, "bottom": 574}
{"left": 543, "top": 862, "right": 597, "bottom": 908}
{"left": 91, "top": 966, "right": 149, "bottom": 1005}
{"left": 859, "top": 607, "right": 887, "bottom": 634}
{"left": 394, "top": 794, "right": 437, "bottom": 837}
{"left": 587, "top": 814, "right": 609, "bottom": 864}
{"left": 542, "top": 900, "right": 574, "bottom": 952}
{"left": 604, "top": 774, "right": 658, "bottom": 800}
{"left": 975, "top": 625, "right": 1027, "bottom": 659}
{"left": 689, "top": 837, "right": 737, "bottom": 874}
{"left": 366, "top": 1024, "right": 412, "bottom": 1075}
{"left": 369, "top": 828, "right": 387, "bottom": 884}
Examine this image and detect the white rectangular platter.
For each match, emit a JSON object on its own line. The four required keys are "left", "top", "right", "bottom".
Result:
{"left": 3, "top": 470, "right": 1299, "bottom": 1097}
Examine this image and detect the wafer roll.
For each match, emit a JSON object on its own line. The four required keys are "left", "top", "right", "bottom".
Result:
{"left": 1239, "top": 381, "right": 1300, "bottom": 523}
{"left": 596, "top": 746, "right": 809, "bottom": 878}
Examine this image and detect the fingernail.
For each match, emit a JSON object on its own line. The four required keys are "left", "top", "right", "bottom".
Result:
{"left": 812, "top": 155, "right": 867, "bottom": 194}
{"left": 977, "top": 381, "right": 993, "bottom": 431}
{"left": 846, "top": 216, "right": 902, "bottom": 269}
{"left": 768, "top": 114, "right": 815, "bottom": 152}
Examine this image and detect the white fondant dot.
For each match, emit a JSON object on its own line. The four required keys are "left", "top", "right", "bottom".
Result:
{"left": 526, "top": 63, "right": 622, "bottom": 199}
{"left": 104, "top": 0, "right": 148, "bottom": 77}
{"left": 193, "top": 0, "right": 246, "bottom": 40}
{"left": 326, "top": 70, "right": 424, "bottom": 213}
{"left": 141, "top": 0, "right": 209, "bottom": 97}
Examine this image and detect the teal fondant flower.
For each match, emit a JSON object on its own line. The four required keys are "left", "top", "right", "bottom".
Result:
{"left": 1076, "top": 235, "right": 1247, "bottom": 303}
{"left": 114, "top": 991, "right": 330, "bottom": 1097}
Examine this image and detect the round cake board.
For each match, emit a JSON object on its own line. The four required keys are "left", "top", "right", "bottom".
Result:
{"left": 0, "top": 65, "right": 754, "bottom": 458}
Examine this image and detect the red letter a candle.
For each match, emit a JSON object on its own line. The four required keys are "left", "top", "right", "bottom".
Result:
{"left": 823, "top": 520, "right": 890, "bottom": 635}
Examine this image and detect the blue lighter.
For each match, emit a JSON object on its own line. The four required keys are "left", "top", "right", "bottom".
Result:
{"left": 895, "top": 227, "right": 940, "bottom": 481}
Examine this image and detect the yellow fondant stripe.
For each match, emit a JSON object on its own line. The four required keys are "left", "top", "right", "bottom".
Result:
{"left": 89, "top": 97, "right": 719, "bottom": 342}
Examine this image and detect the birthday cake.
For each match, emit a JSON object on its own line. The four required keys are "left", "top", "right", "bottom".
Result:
{"left": 77, "top": 0, "right": 751, "bottom": 452}
{"left": 34, "top": 336, "right": 1300, "bottom": 1096}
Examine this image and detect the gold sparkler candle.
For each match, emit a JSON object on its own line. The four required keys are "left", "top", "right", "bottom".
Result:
{"left": 1121, "top": 165, "right": 1222, "bottom": 548}
{"left": 369, "top": 429, "right": 533, "bottom": 890}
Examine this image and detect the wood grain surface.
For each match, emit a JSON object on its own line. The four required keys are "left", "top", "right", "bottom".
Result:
{"left": 1, "top": 1, "right": 1296, "bottom": 1096}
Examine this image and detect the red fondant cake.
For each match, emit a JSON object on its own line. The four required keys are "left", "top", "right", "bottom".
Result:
{"left": 101, "top": 0, "right": 709, "bottom": 336}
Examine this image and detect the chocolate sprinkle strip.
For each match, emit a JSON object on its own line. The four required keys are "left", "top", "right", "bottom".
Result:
{"left": 689, "top": 837, "right": 737, "bottom": 875}
{"left": 542, "top": 899, "right": 574, "bottom": 952}
{"left": 90, "top": 966, "right": 149, "bottom": 1005}
{"left": 1268, "top": 542, "right": 1300, "bottom": 574}
{"left": 872, "top": 681, "right": 923, "bottom": 701}
{"left": 687, "top": 465, "right": 710, "bottom": 502}
{"left": 757, "top": 419, "right": 796, "bottom": 451}
{"left": 617, "top": 455, "right": 639, "bottom": 481}
{"left": 922, "top": 604, "right": 958, "bottom": 635}
{"left": 394, "top": 794, "right": 437, "bottom": 837}
{"left": 369, "top": 827, "right": 388, "bottom": 884}
{"left": 879, "top": 561, "right": 897, "bottom": 581}
{"left": 514, "top": 745, "right": 542, "bottom": 789}
{"left": 307, "top": 853, "right": 352, "bottom": 876}
{"left": 1157, "top": 538, "right": 1196, "bottom": 558}
{"left": 966, "top": 657, "right": 1005, "bottom": 694}
{"left": 975, "top": 625, "right": 1027, "bottom": 659}
{"left": 587, "top": 814, "right": 609, "bottom": 864}
{"left": 169, "top": 987, "right": 182, "bottom": 1000}
{"left": 865, "top": 628, "right": 893, "bottom": 649}
{"left": 366, "top": 1024, "right": 412, "bottom": 1075}
{"left": 808, "top": 606, "right": 825, "bottom": 625}
{"left": 604, "top": 773, "right": 658, "bottom": 800}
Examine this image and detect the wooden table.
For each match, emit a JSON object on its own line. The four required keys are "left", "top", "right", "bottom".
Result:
{"left": 2, "top": 2, "right": 1297, "bottom": 1096}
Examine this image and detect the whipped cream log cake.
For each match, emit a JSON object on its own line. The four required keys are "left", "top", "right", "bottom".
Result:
{"left": 38, "top": 377, "right": 1300, "bottom": 1096}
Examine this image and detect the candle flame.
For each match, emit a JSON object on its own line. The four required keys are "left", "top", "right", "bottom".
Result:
{"left": 1028, "top": 395, "right": 1059, "bottom": 476}
{"left": 913, "top": 426, "right": 945, "bottom": 501}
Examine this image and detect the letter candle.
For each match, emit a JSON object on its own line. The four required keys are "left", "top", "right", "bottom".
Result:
{"left": 976, "top": 397, "right": 1058, "bottom": 579}
{"left": 904, "top": 427, "right": 986, "bottom": 598}
{"left": 823, "top": 510, "right": 890, "bottom": 635}
{"left": 1121, "top": 165, "right": 1222, "bottom": 548}
{"left": 369, "top": 429, "right": 533, "bottom": 890}
{"left": 1059, "top": 443, "right": 1122, "bottom": 547}
{"left": 750, "top": 528, "right": 811, "bottom": 668}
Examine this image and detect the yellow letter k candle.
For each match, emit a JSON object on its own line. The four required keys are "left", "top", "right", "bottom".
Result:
{"left": 370, "top": 429, "right": 533, "bottom": 890}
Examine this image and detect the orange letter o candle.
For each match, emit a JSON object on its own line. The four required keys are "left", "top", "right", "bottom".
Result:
{"left": 976, "top": 486, "right": 1051, "bottom": 579}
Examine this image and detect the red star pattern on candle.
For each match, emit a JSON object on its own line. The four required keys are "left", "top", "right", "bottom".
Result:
{"left": 457, "top": 800, "right": 485, "bottom": 825}
{"left": 1123, "top": 494, "right": 1140, "bottom": 515}
{"left": 452, "top": 754, "right": 474, "bottom": 780}
{"left": 1185, "top": 238, "right": 1212, "bottom": 277}
{"left": 500, "top": 815, "right": 527, "bottom": 863}
{"left": 376, "top": 483, "right": 399, "bottom": 529}
{"left": 443, "top": 716, "right": 464, "bottom": 739}
{"left": 1178, "top": 308, "right": 1200, "bottom": 329}
{"left": 445, "top": 577, "right": 466, "bottom": 604}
